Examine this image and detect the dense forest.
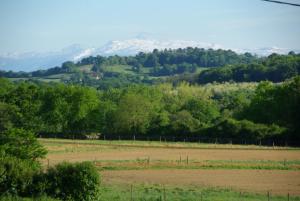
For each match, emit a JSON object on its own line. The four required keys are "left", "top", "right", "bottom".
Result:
{"left": 198, "top": 52, "right": 300, "bottom": 83}
{"left": 1, "top": 76, "right": 299, "bottom": 145}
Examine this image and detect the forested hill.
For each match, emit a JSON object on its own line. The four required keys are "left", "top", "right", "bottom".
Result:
{"left": 0, "top": 47, "right": 299, "bottom": 88}
{"left": 198, "top": 52, "right": 300, "bottom": 84}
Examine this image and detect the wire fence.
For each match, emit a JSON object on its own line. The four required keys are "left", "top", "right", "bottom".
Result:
{"left": 38, "top": 133, "right": 300, "bottom": 147}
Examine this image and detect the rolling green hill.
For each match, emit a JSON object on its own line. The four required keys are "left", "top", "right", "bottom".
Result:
{"left": 1, "top": 48, "right": 299, "bottom": 89}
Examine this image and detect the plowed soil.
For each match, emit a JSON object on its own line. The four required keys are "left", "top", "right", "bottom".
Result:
{"left": 46, "top": 146, "right": 300, "bottom": 164}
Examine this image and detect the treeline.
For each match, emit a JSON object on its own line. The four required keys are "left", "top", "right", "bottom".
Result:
{"left": 1, "top": 77, "right": 299, "bottom": 144}
{"left": 2, "top": 49, "right": 299, "bottom": 85}
{"left": 1, "top": 48, "right": 258, "bottom": 78}
{"left": 198, "top": 52, "right": 300, "bottom": 83}
{"left": 84, "top": 48, "right": 257, "bottom": 76}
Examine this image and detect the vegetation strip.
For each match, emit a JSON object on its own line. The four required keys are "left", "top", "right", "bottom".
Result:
{"left": 99, "top": 184, "right": 300, "bottom": 201}
{"left": 93, "top": 159, "right": 300, "bottom": 171}
{"left": 40, "top": 139, "right": 300, "bottom": 151}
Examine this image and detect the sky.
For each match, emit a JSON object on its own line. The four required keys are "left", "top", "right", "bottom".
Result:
{"left": 0, "top": 0, "right": 300, "bottom": 53}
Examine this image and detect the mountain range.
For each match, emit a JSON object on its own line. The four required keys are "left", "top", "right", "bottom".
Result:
{"left": 0, "top": 38, "right": 297, "bottom": 72}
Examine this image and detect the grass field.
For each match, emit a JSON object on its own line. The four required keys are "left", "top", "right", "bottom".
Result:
{"left": 40, "top": 138, "right": 300, "bottom": 200}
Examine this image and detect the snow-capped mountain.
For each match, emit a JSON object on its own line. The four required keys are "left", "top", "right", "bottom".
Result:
{"left": 0, "top": 38, "right": 298, "bottom": 72}
{"left": 96, "top": 39, "right": 222, "bottom": 56}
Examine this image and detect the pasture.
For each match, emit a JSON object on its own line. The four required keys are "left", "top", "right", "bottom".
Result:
{"left": 40, "top": 138, "right": 300, "bottom": 200}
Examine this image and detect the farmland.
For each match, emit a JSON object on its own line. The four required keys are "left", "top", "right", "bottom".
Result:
{"left": 40, "top": 139, "right": 300, "bottom": 200}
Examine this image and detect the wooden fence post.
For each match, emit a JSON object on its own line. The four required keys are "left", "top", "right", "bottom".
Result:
{"left": 163, "top": 185, "right": 166, "bottom": 201}
{"left": 287, "top": 193, "right": 289, "bottom": 201}
{"left": 186, "top": 156, "right": 189, "bottom": 165}
{"left": 130, "top": 184, "right": 133, "bottom": 201}
{"left": 267, "top": 191, "right": 270, "bottom": 201}
{"left": 47, "top": 159, "right": 50, "bottom": 168}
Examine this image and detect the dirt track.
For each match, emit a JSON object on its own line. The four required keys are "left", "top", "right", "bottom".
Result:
{"left": 102, "top": 169, "right": 300, "bottom": 196}
{"left": 46, "top": 146, "right": 300, "bottom": 164}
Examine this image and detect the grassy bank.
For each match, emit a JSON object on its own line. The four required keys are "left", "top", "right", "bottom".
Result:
{"left": 39, "top": 138, "right": 300, "bottom": 150}
{"left": 94, "top": 159, "right": 300, "bottom": 171}
{"left": 99, "top": 184, "right": 300, "bottom": 201}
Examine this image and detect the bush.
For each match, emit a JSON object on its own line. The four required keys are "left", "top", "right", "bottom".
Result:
{"left": 32, "top": 162, "right": 100, "bottom": 201}
{"left": 0, "top": 156, "right": 40, "bottom": 196}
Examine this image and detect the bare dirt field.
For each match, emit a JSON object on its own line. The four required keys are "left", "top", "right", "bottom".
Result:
{"left": 45, "top": 145, "right": 300, "bottom": 164}
{"left": 41, "top": 139, "right": 300, "bottom": 197}
{"left": 102, "top": 169, "right": 300, "bottom": 196}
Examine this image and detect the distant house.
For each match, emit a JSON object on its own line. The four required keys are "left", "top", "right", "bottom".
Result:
{"left": 84, "top": 133, "right": 101, "bottom": 140}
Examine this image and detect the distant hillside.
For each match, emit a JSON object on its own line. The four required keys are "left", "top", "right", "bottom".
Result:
{"left": 1, "top": 48, "right": 299, "bottom": 88}
{"left": 1, "top": 38, "right": 298, "bottom": 72}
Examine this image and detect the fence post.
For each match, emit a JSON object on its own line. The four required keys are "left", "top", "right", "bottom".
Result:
{"left": 133, "top": 135, "right": 135, "bottom": 141}
{"left": 47, "top": 159, "right": 50, "bottom": 168}
{"left": 180, "top": 156, "right": 182, "bottom": 164}
{"left": 287, "top": 193, "right": 289, "bottom": 201}
{"left": 130, "top": 184, "right": 133, "bottom": 201}
{"left": 267, "top": 191, "right": 270, "bottom": 201}
{"left": 160, "top": 136, "right": 162, "bottom": 142}
{"left": 163, "top": 185, "right": 166, "bottom": 201}
{"left": 186, "top": 156, "right": 189, "bottom": 165}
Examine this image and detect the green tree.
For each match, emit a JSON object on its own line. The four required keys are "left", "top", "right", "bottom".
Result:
{"left": 170, "top": 110, "right": 200, "bottom": 135}
{"left": 113, "top": 93, "right": 153, "bottom": 135}
{"left": 0, "top": 128, "right": 47, "bottom": 161}
{"left": 183, "top": 98, "right": 220, "bottom": 127}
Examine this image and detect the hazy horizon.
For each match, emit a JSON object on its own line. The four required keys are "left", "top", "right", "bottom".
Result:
{"left": 0, "top": 0, "right": 300, "bottom": 54}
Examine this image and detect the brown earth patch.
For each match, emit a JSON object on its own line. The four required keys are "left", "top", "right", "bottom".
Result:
{"left": 45, "top": 146, "right": 300, "bottom": 165}
{"left": 101, "top": 169, "right": 300, "bottom": 196}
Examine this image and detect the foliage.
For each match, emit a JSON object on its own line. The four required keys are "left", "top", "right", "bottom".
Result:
{"left": 198, "top": 53, "right": 300, "bottom": 83}
{"left": 241, "top": 76, "right": 300, "bottom": 141}
{"left": 0, "top": 156, "right": 40, "bottom": 196}
{"left": 204, "top": 118, "right": 286, "bottom": 141}
{"left": 32, "top": 162, "right": 100, "bottom": 201}
{"left": 0, "top": 195, "right": 60, "bottom": 201}
{"left": 0, "top": 128, "right": 47, "bottom": 161}
{"left": 0, "top": 76, "right": 299, "bottom": 143}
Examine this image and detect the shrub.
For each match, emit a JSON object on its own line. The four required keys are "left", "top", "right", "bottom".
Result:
{"left": 0, "top": 156, "right": 40, "bottom": 196}
{"left": 33, "top": 161, "right": 100, "bottom": 201}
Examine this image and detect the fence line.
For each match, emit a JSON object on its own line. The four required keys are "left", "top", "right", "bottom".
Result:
{"left": 37, "top": 134, "right": 300, "bottom": 147}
